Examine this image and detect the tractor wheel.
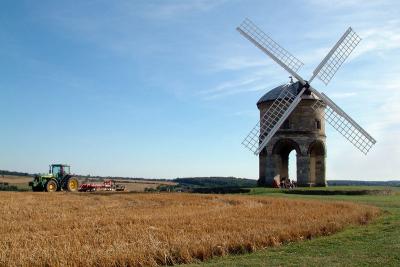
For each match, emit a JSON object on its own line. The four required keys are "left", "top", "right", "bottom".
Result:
{"left": 66, "top": 177, "right": 79, "bottom": 192}
{"left": 45, "top": 180, "right": 58, "bottom": 192}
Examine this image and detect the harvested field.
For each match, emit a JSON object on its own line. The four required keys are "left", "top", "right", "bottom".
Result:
{"left": 0, "top": 175, "right": 31, "bottom": 185}
{"left": 0, "top": 192, "right": 379, "bottom": 266}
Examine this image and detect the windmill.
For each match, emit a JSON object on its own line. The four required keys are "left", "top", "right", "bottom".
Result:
{"left": 237, "top": 19, "right": 376, "bottom": 186}
{"left": 236, "top": 19, "right": 376, "bottom": 186}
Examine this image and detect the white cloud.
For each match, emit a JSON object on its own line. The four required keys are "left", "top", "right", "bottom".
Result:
{"left": 200, "top": 81, "right": 273, "bottom": 100}
{"left": 202, "top": 76, "right": 261, "bottom": 94}
{"left": 352, "top": 20, "right": 400, "bottom": 58}
{"left": 198, "top": 67, "right": 285, "bottom": 100}
{"left": 365, "top": 78, "right": 400, "bottom": 134}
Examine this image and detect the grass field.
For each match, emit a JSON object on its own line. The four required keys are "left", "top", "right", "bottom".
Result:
{"left": 0, "top": 192, "right": 379, "bottom": 266}
{"left": 187, "top": 186, "right": 400, "bottom": 266}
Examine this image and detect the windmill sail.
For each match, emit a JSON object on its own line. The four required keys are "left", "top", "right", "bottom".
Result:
{"left": 236, "top": 18, "right": 305, "bottom": 83}
{"left": 242, "top": 84, "right": 305, "bottom": 154}
{"left": 237, "top": 18, "right": 309, "bottom": 154}
{"left": 312, "top": 92, "right": 376, "bottom": 154}
{"left": 310, "top": 27, "right": 361, "bottom": 85}
{"left": 306, "top": 26, "right": 375, "bottom": 154}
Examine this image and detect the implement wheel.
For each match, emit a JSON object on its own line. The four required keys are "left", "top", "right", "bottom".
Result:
{"left": 45, "top": 180, "right": 58, "bottom": 192}
{"left": 66, "top": 178, "right": 79, "bottom": 192}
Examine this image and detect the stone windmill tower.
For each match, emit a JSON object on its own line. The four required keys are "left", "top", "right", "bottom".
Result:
{"left": 236, "top": 19, "right": 376, "bottom": 187}
{"left": 257, "top": 81, "right": 326, "bottom": 187}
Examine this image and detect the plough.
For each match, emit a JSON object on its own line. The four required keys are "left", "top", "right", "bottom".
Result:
{"left": 79, "top": 179, "right": 125, "bottom": 192}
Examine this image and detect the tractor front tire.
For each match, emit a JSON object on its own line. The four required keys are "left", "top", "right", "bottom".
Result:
{"left": 45, "top": 180, "right": 58, "bottom": 192}
{"left": 66, "top": 177, "right": 79, "bottom": 192}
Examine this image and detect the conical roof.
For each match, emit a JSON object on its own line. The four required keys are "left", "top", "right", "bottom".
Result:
{"left": 257, "top": 82, "right": 301, "bottom": 105}
{"left": 257, "top": 81, "right": 319, "bottom": 106}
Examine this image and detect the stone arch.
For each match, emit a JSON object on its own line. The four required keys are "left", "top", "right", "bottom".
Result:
{"left": 308, "top": 140, "right": 326, "bottom": 186}
{"left": 308, "top": 140, "right": 326, "bottom": 156}
{"left": 271, "top": 139, "right": 301, "bottom": 183}
{"left": 272, "top": 138, "right": 301, "bottom": 156}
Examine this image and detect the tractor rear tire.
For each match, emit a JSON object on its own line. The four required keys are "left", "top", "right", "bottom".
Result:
{"left": 66, "top": 177, "right": 79, "bottom": 192}
{"left": 45, "top": 180, "right": 58, "bottom": 192}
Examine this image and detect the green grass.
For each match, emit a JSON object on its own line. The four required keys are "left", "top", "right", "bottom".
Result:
{"left": 186, "top": 186, "right": 400, "bottom": 266}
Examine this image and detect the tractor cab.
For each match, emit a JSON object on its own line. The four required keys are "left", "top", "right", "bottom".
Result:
{"left": 50, "top": 164, "right": 70, "bottom": 178}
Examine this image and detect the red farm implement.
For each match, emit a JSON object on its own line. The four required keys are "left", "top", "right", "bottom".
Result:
{"left": 79, "top": 180, "right": 125, "bottom": 192}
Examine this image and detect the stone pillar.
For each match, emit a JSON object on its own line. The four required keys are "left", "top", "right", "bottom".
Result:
{"left": 258, "top": 152, "right": 281, "bottom": 186}
{"left": 297, "top": 155, "right": 310, "bottom": 186}
{"left": 315, "top": 155, "right": 326, "bottom": 186}
{"left": 258, "top": 151, "right": 267, "bottom": 186}
{"left": 270, "top": 154, "right": 281, "bottom": 185}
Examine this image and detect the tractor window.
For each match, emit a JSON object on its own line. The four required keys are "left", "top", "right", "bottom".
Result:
{"left": 63, "top": 166, "right": 71, "bottom": 174}
{"left": 52, "top": 165, "right": 61, "bottom": 175}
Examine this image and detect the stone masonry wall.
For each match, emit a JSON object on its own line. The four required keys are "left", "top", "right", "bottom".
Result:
{"left": 258, "top": 97, "right": 327, "bottom": 187}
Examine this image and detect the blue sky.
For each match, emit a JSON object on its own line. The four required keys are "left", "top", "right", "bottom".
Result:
{"left": 1, "top": 0, "right": 399, "bottom": 180}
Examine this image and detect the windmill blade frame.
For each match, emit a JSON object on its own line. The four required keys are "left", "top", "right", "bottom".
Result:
{"left": 310, "top": 89, "right": 376, "bottom": 154}
{"left": 237, "top": 18, "right": 312, "bottom": 155}
{"left": 242, "top": 84, "right": 305, "bottom": 154}
{"left": 255, "top": 87, "right": 305, "bottom": 154}
{"left": 236, "top": 18, "right": 306, "bottom": 84}
{"left": 309, "top": 27, "right": 361, "bottom": 85}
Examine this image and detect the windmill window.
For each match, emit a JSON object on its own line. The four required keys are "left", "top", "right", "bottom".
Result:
{"left": 315, "top": 119, "right": 321, "bottom": 130}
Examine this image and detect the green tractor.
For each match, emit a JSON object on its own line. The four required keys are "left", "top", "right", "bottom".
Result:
{"left": 29, "top": 164, "right": 79, "bottom": 192}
